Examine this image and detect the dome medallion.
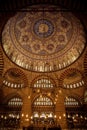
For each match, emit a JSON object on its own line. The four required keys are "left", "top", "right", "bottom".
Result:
{"left": 34, "top": 19, "right": 54, "bottom": 38}
{"left": 2, "top": 6, "right": 86, "bottom": 72}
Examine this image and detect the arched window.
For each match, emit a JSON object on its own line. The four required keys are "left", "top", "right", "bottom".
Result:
{"left": 8, "top": 96, "right": 23, "bottom": 110}
{"left": 33, "top": 78, "right": 54, "bottom": 89}
{"left": 64, "top": 97, "right": 80, "bottom": 106}
{"left": 33, "top": 95, "right": 53, "bottom": 106}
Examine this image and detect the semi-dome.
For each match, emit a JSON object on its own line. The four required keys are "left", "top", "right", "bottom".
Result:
{"left": 2, "top": 6, "right": 86, "bottom": 72}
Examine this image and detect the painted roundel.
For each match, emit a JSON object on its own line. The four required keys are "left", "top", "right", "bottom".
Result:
{"left": 33, "top": 19, "right": 54, "bottom": 38}
{"left": 2, "top": 6, "right": 86, "bottom": 72}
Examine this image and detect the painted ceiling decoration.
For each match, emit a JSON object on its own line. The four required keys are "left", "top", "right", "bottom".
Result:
{"left": 2, "top": 6, "right": 86, "bottom": 72}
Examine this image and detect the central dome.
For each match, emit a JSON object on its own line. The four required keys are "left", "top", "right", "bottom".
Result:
{"left": 2, "top": 6, "right": 86, "bottom": 72}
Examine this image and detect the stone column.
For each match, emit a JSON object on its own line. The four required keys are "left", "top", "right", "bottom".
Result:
{"left": 55, "top": 89, "right": 67, "bottom": 129}
{"left": 20, "top": 88, "right": 32, "bottom": 128}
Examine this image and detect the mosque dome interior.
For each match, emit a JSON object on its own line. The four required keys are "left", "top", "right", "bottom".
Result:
{"left": 0, "top": 0, "right": 87, "bottom": 130}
